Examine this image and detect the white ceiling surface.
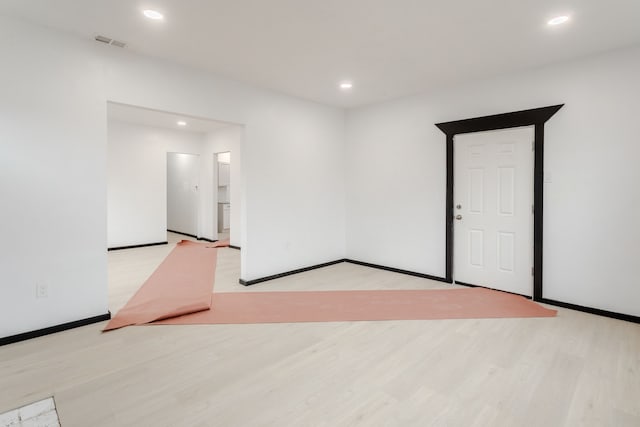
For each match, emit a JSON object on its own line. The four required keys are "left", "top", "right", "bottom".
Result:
{"left": 2, "top": 0, "right": 640, "bottom": 108}
{"left": 107, "top": 102, "right": 235, "bottom": 133}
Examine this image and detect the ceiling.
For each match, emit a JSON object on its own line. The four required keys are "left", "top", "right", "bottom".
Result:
{"left": 2, "top": 0, "right": 640, "bottom": 108}
{"left": 107, "top": 102, "right": 235, "bottom": 133}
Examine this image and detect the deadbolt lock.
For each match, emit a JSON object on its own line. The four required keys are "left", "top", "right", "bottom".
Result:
{"left": 456, "top": 204, "right": 462, "bottom": 209}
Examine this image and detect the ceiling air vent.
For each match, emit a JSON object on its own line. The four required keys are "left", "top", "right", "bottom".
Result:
{"left": 94, "top": 35, "right": 127, "bottom": 48}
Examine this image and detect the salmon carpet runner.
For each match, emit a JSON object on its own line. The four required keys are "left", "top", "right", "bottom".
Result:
{"left": 104, "top": 240, "right": 229, "bottom": 331}
{"left": 106, "top": 241, "right": 556, "bottom": 331}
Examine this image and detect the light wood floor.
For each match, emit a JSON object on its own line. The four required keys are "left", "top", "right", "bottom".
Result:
{"left": 1, "top": 233, "right": 639, "bottom": 426}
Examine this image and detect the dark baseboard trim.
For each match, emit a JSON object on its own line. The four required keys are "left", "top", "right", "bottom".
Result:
{"left": 167, "top": 229, "right": 198, "bottom": 239}
{"left": 454, "top": 280, "right": 531, "bottom": 299}
{"left": 345, "top": 259, "right": 451, "bottom": 284}
{"left": 228, "top": 245, "right": 241, "bottom": 250}
{"left": 197, "top": 237, "right": 218, "bottom": 243}
{"left": 538, "top": 298, "right": 640, "bottom": 324}
{"left": 0, "top": 312, "right": 112, "bottom": 347}
{"left": 240, "top": 258, "right": 452, "bottom": 286}
{"left": 167, "top": 230, "right": 219, "bottom": 243}
{"left": 454, "top": 280, "right": 479, "bottom": 288}
{"left": 239, "top": 259, "right": 346, "bottom": 286}
{"left": 108, "top": 241, "right": 168, "bottom": 251}
{"left": 235, "top": 259, "right": 640, "bottom": 323}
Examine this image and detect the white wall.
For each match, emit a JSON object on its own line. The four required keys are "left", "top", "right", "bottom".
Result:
{"left": 200, "top": 126, "right": 243, "bottom": 247}
{"left": 242, "top": 101, "right": 346, "bottom": 278}
{"left": 1, "top": 16, "right": 345, "bottom": 337}
{"left": 346, "top": 46, "right": 640, "bottom": 317}
{"left": 0, "top": 18, "right": 109, "bottom": 337}
{"left": 102, "top": 46, "right": 346, "bottom": 281}
{"left": 107, "top": 120, "right": 204, "bottom": 248}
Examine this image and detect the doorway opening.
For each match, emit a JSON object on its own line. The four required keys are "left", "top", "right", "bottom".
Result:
{"left": 106, "top": 101, "right": 242, "bottom": 248}
{"left": 215, "top": 151, "right": 231, "bottom": 242}
{"left": 106, "top": 101, "right": 244, "bottom": 313}
{"left": 436, "top": 104, "right": 563, "bottom": 301}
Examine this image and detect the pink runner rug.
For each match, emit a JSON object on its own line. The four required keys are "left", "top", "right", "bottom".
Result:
{"left": 154, "top": 287, "right": 556, "bottom": 325}
{"left": 104, "top": 240, "right": 229, "bottom": 331}
{"left": 106, "top": 242, "right": 556, "bottom": 331}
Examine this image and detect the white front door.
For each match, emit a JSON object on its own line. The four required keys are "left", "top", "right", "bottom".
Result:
{"left": 453, "top": 126, "right": 534, "bottom": 296}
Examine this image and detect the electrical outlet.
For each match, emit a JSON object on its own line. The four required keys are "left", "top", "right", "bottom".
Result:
{"left": 36, "top": 283, "right": 48, "bottom": 298}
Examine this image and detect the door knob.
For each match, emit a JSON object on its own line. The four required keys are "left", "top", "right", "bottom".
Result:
{"left": 455, "top": 215, "right": 462, "bottom": 220}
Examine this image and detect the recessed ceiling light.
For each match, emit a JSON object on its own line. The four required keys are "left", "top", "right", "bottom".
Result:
{"left": 547, "top": 15, "right": 570, "bottom": 26}
{"left": 339, "top": 82, "right": 353, "bottom": 90}
{"left": 143, "top": 9, "right": 164, "bottom": 20}
{"left": 177, "top": 121, "right": 187, "bottom": 126}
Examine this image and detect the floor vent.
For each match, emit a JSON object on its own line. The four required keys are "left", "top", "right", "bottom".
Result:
{"left": 94, "top": 34, "right": 127, "bottom": 48}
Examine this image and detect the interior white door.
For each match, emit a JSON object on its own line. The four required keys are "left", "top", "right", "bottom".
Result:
{"left": 453, "top": 126, "right": 534, "bottom": 296}
{"left": 167, "top": 152, "right": 200, "bottom": 236}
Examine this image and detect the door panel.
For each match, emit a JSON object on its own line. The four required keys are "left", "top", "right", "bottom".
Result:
{"left": 453, "top": 126, "right": 534, "bottom": 296}
{"left": 498, "top": 167, "right": 515, "bottom": 215}
{"left": 469, "top": 169, "right": 484, "bottom": 213}
{"left": 469, "top": 229, "right": 484, "bottom": 267}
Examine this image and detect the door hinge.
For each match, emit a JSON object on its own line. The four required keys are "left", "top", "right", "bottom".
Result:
{"left": 531, "top": 267, "right": 535, "bottom": 276}
{"left": 532, "top": 141, "right": 535, "bottom": 151}
{"left": 531, "top": 204, "right": 534, "bottom": 214}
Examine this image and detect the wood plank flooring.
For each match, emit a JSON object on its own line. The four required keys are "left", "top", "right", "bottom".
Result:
{"left": 1, "top": 233, "right": 639, "bottom": 426}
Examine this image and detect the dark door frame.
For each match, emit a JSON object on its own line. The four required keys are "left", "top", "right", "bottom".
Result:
{"left": 436, "top": 105, "right": 563, "bottom": 300}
